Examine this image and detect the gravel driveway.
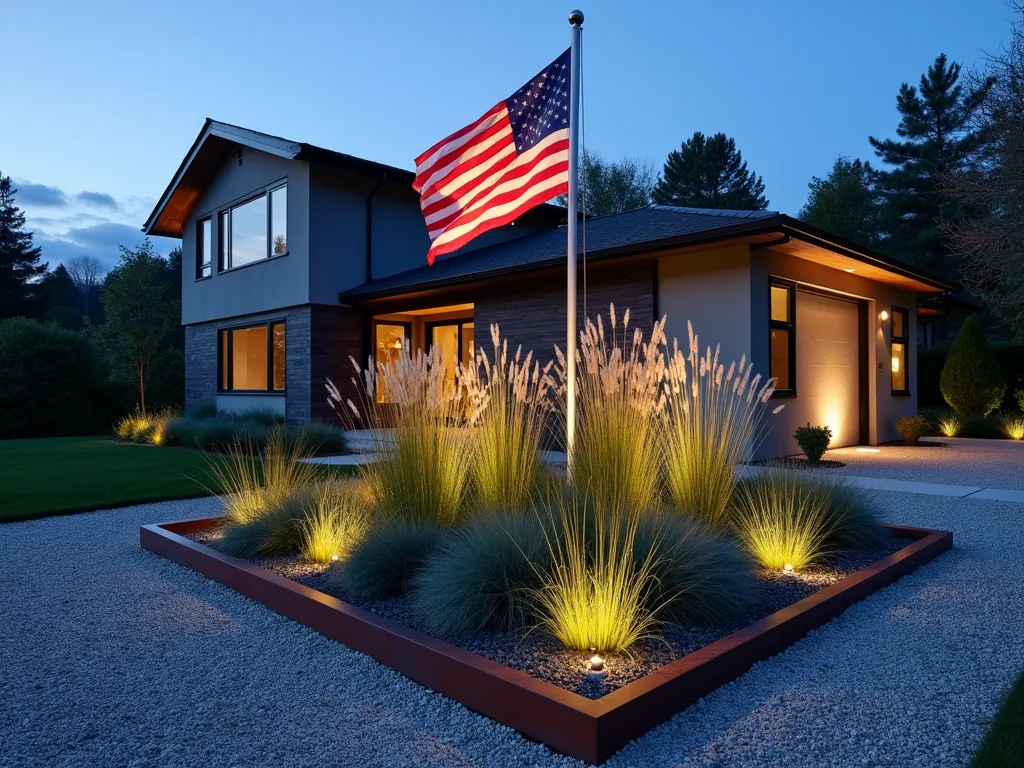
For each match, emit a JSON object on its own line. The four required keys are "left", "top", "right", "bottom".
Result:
{"left": 3, "top": 461, "right": 1023, "bottom": 766}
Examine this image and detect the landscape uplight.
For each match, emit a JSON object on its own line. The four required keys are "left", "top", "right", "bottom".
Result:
{"left": 589, "top": 654, "right": 605, "bottom": 672}
{"left": 783, "top": 563, "right": 795, "bottom": 575}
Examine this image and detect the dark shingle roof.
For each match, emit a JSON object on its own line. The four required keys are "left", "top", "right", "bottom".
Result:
{"left": 341, "top": 205, "right": 781, "bottom": 300}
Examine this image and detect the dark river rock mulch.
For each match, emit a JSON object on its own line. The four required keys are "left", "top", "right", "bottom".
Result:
{"left": 185, "top": 525, "right": 911, "bottom": 700}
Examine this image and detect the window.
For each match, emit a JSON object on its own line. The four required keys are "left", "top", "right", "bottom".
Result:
{"left": 218, "top": 322, "right": 286, "bottom": 392}
{"left": 196, "top": 218, "right": 212, "bottom": 279}
{"left": 769, "top": 282, "right": 795, "bottom": 394}
{"left": 219, "top": 183, "right": 287, "bottom": 270}
{"left": 891, "top": 306, "right": 909, "bottom": 394}
{"left": 374, "top": 322, "right": 411, "bottom": 403}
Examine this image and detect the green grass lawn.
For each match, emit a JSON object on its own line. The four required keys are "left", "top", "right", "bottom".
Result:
{"left": 0, "top": 437, "right": 229, "bottom": 523}
{"left": 972, "top": 672, "right": 1024, "bottom": 767}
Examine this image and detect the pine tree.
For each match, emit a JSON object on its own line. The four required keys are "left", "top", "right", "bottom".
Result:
{"left": 799, "top": 157, "right": 883, "bottom": 249}
{"left": 0, "top": 173, "right": 47, "bottom": 319}
{"left": 869, "top": 54, "right": 994, "bottom": 276}
{"left": 652, "top": 132, "right": 768, "bottom": 210}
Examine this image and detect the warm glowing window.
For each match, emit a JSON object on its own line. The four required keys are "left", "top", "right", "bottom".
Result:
{"left": 428, "top": 320, "right": 474, "bottom": 390}
{"left": 891, "top": 307, "right": 909, "bottom": 394}
{"left": 375, "top": 323, "right": 409, "bottom": 403}
{"left": 196, "top": 218, "right": 212, "bottom": 279}
{"left": 219, "top": 183, "right": 287, "bottom": 270}
{"left": 218, "top": 322, "right": 286, "bottom": 392}
{"left": 769, "top": 282, "right": 795, "bottom": 394}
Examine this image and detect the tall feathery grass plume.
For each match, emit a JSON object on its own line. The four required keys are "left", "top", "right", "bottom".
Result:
{"left": 662, "top": 321, "right": 782, "bottom": 528}
{"left": 327, "top": 335, "right": 473, "bottom": 525}
{"left": 462, "top": 324, "right": 555, "bottom": 512}
{"left": 531, "top": 487, "right": 665, "bottom": 654}
{"left": 553, "top": 304, "right": 668, "bottom": 513}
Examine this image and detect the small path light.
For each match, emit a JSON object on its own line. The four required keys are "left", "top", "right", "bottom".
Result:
{"left": 589, "top": 654, "right": 604, "bottom": 672}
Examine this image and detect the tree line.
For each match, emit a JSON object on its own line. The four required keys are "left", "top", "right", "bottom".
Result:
{"left": 569, "top": 7, "right": 1024, "bottom": 340}
{"left": 0, "top": 173, "right": 182, "bottom": 437}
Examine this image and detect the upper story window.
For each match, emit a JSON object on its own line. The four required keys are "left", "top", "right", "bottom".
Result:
{"left": 219, "top": 183, "right": 287, "bottom": 271}
{"left": 769, "top": 281, "right": 796, "bottom": 395}
{"left": 196, "top": 218, "right": 212, "bottom": 279}
{"left": 891, "top": 306, "right": 909, "bottom": 395}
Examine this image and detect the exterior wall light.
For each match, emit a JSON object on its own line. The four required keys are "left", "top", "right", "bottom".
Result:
{"left": 879, "top": 310, "right": 889, "bottom": 322}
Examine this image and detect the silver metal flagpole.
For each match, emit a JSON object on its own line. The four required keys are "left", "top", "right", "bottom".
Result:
{"left": 566, "top": 9, "right": 583, "bottom": 479}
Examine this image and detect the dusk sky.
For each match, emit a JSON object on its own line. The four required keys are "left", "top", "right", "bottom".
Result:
{"left": 2, "top": 0, "right": 1015, "bottom": 271}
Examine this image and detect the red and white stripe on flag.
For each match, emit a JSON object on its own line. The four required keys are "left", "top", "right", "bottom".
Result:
{"left": 414, "top": 51, "right": 571, "bottom": 265}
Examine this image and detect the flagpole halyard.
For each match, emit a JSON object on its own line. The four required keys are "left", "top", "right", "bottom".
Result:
{"left": 566, "top": 9, "right": 583, "bottom": 480}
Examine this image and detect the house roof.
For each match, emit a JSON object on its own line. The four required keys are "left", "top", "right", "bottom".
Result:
{"left": 340, "top": 204, "right": 957, "bottom": 302}
{"left": 142, "top": 119, "right": 566, "bottom": 238}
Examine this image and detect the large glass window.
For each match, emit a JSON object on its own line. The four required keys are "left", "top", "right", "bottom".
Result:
{"left": 219, "top": 183, "right": 287, "bottom": 270}
{"left": 769, "top": 282, "right": 795, "bottom": 394}
{"left": 891, "top": 306, "right": 909, "bottom": 394}
{"left": 427, "top": 320, "right": 474, "bottom": 391}
{"left": 374, "top": 322, "right": 410, "bottom": 403}
{"left": 197, "top": 218, "right": 212, "bottom": 279}
{"left": 218, "top": 321, "right": 286, "bottom": 392}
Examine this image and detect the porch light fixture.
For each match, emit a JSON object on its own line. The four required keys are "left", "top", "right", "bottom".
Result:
{"left": 589, "top": 654, "right": 604, "bottom": 672}
{"left": 879, "top": 310, "right": 889, "bottom": 322}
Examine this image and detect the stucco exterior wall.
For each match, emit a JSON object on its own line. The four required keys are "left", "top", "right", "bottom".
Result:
{"left": 657, "top": 245, "right": 752, "bottom": 364}
{"left": 182, "top": 151, "right": 311, "bottom": 326}
{"left": 752, "top": 249, "right": 919, "bottom": 457}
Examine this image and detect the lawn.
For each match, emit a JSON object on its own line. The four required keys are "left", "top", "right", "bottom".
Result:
{"left": 972, "top": 672, "right": 1024, "bottom": 767}
{"left": 0, "top": 437, "right": 228, "bottom": 523}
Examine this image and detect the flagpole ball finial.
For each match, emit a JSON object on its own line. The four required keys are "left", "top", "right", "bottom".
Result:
{"left": 568, "top": 9, "right": 584, "bottom": 26}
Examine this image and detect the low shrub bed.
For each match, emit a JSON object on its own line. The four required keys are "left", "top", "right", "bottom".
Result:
{"left": 114, "top": 406, "right": 347, "bottom": 456}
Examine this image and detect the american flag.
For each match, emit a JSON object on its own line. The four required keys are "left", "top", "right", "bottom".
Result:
{"left": 414, "top": 49, "right": 571, "bottom": 264}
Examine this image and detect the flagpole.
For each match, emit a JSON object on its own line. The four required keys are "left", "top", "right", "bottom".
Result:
{"left": 566, "top": 9, "right": 583, "bottom": 480}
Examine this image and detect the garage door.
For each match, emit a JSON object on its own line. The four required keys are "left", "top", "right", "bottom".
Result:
{"left": 795, "top": 291, "right": 861, "bottom": 448}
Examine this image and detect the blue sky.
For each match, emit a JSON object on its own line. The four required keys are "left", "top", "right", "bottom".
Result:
{"left": 1, "top": 0, "right": 1014, "bottom": 271}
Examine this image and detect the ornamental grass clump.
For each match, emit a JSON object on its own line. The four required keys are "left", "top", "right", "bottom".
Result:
{"left": 298, "top": 479, "right": 372, "bottom": 564}
{"left": 114, "top": 408, "right": 178, "bottom": 445}
{"left": 936, "top": 413, "right": 963, "bottom": 438}
{"left": 662, "top": 321, "right": 780, "bottom": 528}
{"left": 1001, "top": 414, "right": 1024, "bottom": 440}
{"left": 328, "top": 339, "right": 472, "bottom": 525}
{"left": 730, "top": 469, "right": 883, "bottom": 571}
{"left": 462, "top": 325, "right": 554, "bottom": 512}
{"left": 553, "top": 305, "right": 667, "bottom": 514}
{"left": 532, "top": 489, "right": 663, "bottom": 654}
{"left": 632, "top": 512, "right": 755, "bottom": 625}
{"left": 335, "top": 521, "right": 443, "bottom": 600}
{"left": 412, "top": 512, "right": 551, "bottom": 636}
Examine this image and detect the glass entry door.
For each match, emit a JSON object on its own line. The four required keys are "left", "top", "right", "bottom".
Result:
{"left": 426, "top": 320, "right": 474, "bottom": 387}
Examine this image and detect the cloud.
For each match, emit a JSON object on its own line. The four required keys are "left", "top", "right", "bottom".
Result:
{"left": 14, "top": 180, "right": 67, "bottom": 207}
{"left": 76, "top": 191, "right": 119, "bottom": 210}
{"left": 36, "top": 223, "right": 175, "bottom": 272}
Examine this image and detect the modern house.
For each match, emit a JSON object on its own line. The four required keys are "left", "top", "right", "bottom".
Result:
{"left": 143, "top": 120, "right": 956, "bottom": 458}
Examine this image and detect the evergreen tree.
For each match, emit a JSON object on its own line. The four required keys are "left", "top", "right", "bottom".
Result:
{"left": 652, "top": 132, "right": 768, "bottom": 210}
{"left": 38, "top": 264, "right": 85, "bottom": 329}
{"left": 869, "top": 54, "right": 994, "bottom": 276}
{"left": 799, "top": 157, "right": 884, "bottom": 249}
{"left": 939, "top": 315, "right": 1006, "bottom": 417}
{"left": 0, "top": 173, "right": 47, "bottom": 319}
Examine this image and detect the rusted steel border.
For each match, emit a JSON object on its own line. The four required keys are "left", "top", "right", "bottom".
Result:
{"left": 141, "top": 520, "right": 951, "bottom": 764}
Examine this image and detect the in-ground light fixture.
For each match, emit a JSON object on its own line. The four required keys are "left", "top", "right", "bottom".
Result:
{"left": 783, "top": 563, "right": 795, "bottom": 575}
{"left": 331, "top": 554, "right": 339, "bottom": 562}
{"left": 589, "top": 654, "right": 604, "bottom": 672}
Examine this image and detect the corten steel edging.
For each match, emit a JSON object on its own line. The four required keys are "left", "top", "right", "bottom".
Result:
{"left": 141, "top": 519, "right": 951, "bottom": 764}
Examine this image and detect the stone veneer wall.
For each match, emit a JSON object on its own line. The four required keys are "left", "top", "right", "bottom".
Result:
{"left": 473, "top": 263, "right": 657, "bottom": 367}
{"left": 183, "top": 304, "right": 365, "bottom": 425}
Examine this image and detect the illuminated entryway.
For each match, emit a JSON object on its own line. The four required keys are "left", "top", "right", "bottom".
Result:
{"left": 371, "top": 303, "right": 474, "bottom": 402}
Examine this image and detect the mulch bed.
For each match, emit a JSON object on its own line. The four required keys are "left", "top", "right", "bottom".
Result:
{"left": 748, "top": 456, "right": 846, "bottom": 469}
{"left": 187, "top": 526, "right": 909, "bottom": 700}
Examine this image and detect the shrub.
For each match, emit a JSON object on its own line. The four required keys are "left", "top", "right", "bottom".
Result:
{"left": 1001, "top": 414, "right": 1024, "bottom": 441}
{"left": 335, "top": 521, "right": 442, "bottom": 600}
{"left": 531, "top": 490, "right": 661, "bottom": 653}
{"left": 940, "top": 315, "right": 1006, "bottom": 418}
{"left": 731, "top": 469, "right": 883, "bottom": 571}
{"left": 1017, "top": 390, "right": 1024, "bottom": 412}
{"left": 0, "top": 317, "right": 105, "bottom": 439}
{"left": 412, "top": 513, "right": 551, "bottom": 636}
{"left": 192, "top": 416, "right": 240, "bottom": 452}
{"left": 632, "top": 513, "right": 754, "bottom": 624}
{"left": 298, "top": 479, "right": 371, "bottom": 563}
{"left": 896, "top": 415, "right": 930, "bottom": 445}
{"left": 234, "top": 420, "right": 269, "bottom": 453}
{"left": 794, "top": 423, "right": 832, "bottom": 463}
{"left": 237, "top": 407, "right": 285, "bottom": 426}
{"left": 463, "top": 325, "right": 554, "bottom": 512}
{"left": 553, "top": 305, "right": 666, "bottom": 514}
{"left": 281, "top": 420, "right": 347, "bottom": 456}
{"left": 328, "top": 342, "right": 473, "bottom": 526}
{"left": 663, "top": 321, "right": 780, "bottom": 527}
{"left": 191, "top": 403, "right": 218, "bottom": 419}
{"left": 219, "top": 486, "right": 317, "bottom": 557}
{"left": 935, "top": 413, "right": 962, "bottom": 438}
